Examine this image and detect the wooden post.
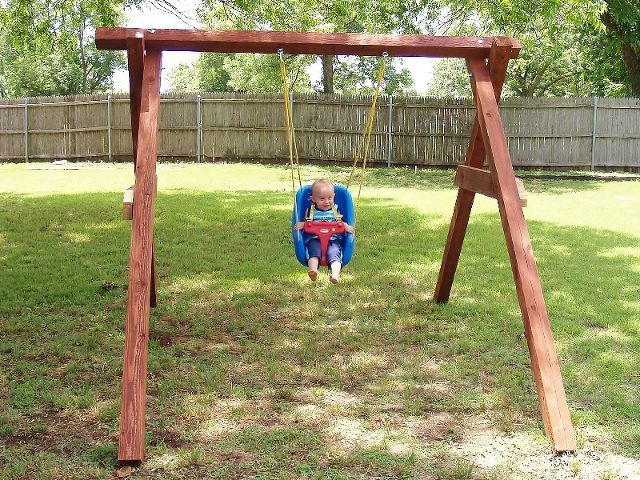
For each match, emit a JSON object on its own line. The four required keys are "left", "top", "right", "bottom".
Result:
{"left": 126, "top": 31, "right": 158, "bottom": 310}
{"left": 467, "top": 57, "right": 576, "bottom": 452}
{"left": 118, "top": 45, "right": 162, "bottom": 462}
{"left": 434, "top": 38, "right": 514, "bottom": 302}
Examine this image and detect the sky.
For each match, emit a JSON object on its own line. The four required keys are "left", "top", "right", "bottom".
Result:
{"left": 114, "top": 1, "right": 434, "bottom": 93}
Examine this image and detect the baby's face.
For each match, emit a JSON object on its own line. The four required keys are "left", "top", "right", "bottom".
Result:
{"left": 311, "top": 184, "right": 335, "bottom": 211}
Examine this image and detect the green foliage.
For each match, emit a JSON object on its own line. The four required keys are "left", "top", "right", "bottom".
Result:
{"left": 178, "top": 0, "right": 437, "bottom": 94}
{"left": 171, "top": 53, "right": 233, "bottom": 92}
{"left": 225, "top": 53, "right": 314, "bottom": 93}
{"left": 428, "top": 0, "right": 639, "bottom": 97}
{"left": 334, "top": 56, "right": 416, "bottom": 96}
{"left": 426, "top": 58, "right": 470, "bottom": 98}
{"left": 171, "top": 52, "right": 314, "bottom": 93}
{"left": 0, "top": 0, "right": 126, "bottom": 98}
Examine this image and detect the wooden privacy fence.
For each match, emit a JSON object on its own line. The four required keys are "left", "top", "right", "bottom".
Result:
{"left": 0, "top": 93, "right": 639, "bottom": 168}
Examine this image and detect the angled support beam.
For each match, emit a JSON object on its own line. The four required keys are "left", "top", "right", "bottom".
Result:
{"left": 118, "top": 46, "right": 162, "bottom": 462}
{"left": 434, "top": 38, "right": 516, "bottom": 302}
{"left": 126, "top": 31, "right": 157, "bottom": 308}
{"left": 454, "top": 165, "right": 527, "bottom": 207}
{"left": 467, "top": 57, "right": 576, "bottom": 452}
{"left": 126, "top": 31, "right": 145, "bottom": 171}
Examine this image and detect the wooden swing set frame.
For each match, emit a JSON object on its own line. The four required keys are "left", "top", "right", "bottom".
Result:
{"left": 95, "top": 28, "right": 577, "bottom": 462}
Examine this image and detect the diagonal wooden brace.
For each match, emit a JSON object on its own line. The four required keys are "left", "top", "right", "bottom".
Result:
{"left": 434, "top": 38, "right": 516, "bottom": 302}
{"left": 467, "top": 57, "right": 576, "bottom": 452}
{"left": 118, "top": 47, "right": 162, "bottom": 462}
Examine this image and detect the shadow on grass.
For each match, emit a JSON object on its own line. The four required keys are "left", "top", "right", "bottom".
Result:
{"left": 0, "top": 189, "right": 638, "bottom": 478}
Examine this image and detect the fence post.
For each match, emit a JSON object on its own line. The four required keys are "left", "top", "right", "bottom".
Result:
{"left": 24, "top": 97, "right": 29, "bottom": 163}
{"left": 107, "top": 94, "right": 113, "bottom": 162}
{"left": 590, "top": 96, "right": 598, "bottom": 171}
{"left": 196, "top": 94, "right": 202, "bottom": 162}
{"left": 387, "top": 95, "right": 393, "bottom": 167}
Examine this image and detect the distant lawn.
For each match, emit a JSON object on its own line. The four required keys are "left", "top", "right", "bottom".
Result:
{"left": 1, "top": 162, "right": 639, "bottom": 480}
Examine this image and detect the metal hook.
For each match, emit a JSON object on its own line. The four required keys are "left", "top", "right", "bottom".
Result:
{"left": 382, "top": 51, "right": 389, "bottom": 58}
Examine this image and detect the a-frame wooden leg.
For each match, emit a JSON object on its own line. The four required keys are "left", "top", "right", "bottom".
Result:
{"left": 467, "top": 57, "right": 576, "bottom": 452}
{"left": 434, "top": 38, "right": 514, "bottom": 302}
{"left": 118, "top": 46, "right": 162, "bottom": 462}
{"left": 127, "top": 32, "right": 158, "bottom": 309}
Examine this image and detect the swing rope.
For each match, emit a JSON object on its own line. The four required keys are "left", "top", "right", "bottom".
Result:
{"left": 278, "top": 49, "right": 302, "bottom": 191}
{"left": 280, "top": 49, "right": 387, "bottom": 231}
{"left": 346, "top": 53, "right": 387, "bottom": 225}
{"left": 279, "top": 49, "right": 303, "bottom": 239}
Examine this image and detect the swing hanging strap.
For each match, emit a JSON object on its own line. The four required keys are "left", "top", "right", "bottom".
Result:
{"left": 278, "top": 49, "right": 302, "bottom": 192}
{"left": 305, "top": 204, "right": 343, "bottom": 222}
{"left": 347, "top": 53, "right": 387, "bottom": 224}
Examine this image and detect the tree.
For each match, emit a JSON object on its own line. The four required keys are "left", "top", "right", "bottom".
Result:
{"left": 170, "top": 52, "right": 314, "bottom": 93}
{"left": 171, "top": 53, "right": 232, "bottom": 92}
{"left": 597, "top": 0, "right": 640, "bottom": 96}
{"left": 425, "top": 58, "right": 470, "bottom": 97}
{"left": 0, "top": 0, "right": 128, "bottom": 97}
{"left": 193, "top": 0, "right": 436, "bottom": 94}
{"left": 333, "top": 57, "right": 416, "bottom": 96}
{"left": 422, "top": 0, "right": 632, "bottom": 97}
{"left": 428, "top": 0, "right": 640, "bottom": 97}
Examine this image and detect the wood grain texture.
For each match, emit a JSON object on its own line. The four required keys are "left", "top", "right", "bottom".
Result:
{"left": 454, "top": 165, "right": 526, "bottom": 206}
{"left": 96, "top": 28, "right": 520, "bottom": 59}
{"left": 118, "top": 48, "right": 162, "bottom": 462}
{"left": 433, "top": 39, "right": 515, "bottom": 303}
{"left": 468, "top": 57, "right": 576, "bottom": 453}
{"left": 126, "top": 33, "right": 144, "bottom": 170}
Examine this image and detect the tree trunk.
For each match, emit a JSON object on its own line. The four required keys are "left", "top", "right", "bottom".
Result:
{"left": 602, "top": 12, "right": 640, "bottom": 96}
{"left": 619, "top": 41, "right": 640, "bottom": 96}
{"left": 322, "top": 55, "right": 334, "bottom": 94}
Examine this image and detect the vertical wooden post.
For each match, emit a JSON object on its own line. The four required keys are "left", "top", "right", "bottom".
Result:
{"left": 118, "top": 45, "right": 162, "bottom": 462}
{"left": 467, "top": 57, "right": 576, "bottom": 452}
{"left": 434, "top": 38, "right": 513, "bottom": 302}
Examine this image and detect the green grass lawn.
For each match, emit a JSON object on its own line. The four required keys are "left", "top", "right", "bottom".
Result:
{"left": 0, "top": 162, "right": 639, "bottom": 480}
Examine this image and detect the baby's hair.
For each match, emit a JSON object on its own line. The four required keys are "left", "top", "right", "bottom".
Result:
{"left": 311, "top": 178, "right": 334, "bottom": 194}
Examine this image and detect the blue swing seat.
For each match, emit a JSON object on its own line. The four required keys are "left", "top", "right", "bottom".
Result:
{"left": 291, "top": 184, "right": 356, "bottom": 267}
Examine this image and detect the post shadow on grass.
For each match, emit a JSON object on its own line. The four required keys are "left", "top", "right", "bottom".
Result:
{"left": 1, "top": 189, "right": 639, "bottom": 475}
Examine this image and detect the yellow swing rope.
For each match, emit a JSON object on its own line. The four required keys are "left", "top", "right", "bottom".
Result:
{"left": 278, "top": 49, "right": 302, "bottom": 191}
{"left": 347, "top": 53, "right": 387, "bottom": 225}
{"left": 279, "top": 49, "right": 303, "bottom": 236}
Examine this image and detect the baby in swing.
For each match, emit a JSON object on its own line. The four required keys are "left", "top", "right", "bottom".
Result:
{"left": 294, "top": 179, "right": 354, "bottom": 283}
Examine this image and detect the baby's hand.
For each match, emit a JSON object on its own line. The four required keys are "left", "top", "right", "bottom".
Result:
{"left": 294, "top": 221, "right": 305, "bottom": 231}
{"left": 344, "top": 223, "right": 355, "bottom": 234}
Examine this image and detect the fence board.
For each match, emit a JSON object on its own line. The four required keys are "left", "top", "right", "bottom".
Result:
{"left": 0, "top": 93, "right": 638, "bottom": 168}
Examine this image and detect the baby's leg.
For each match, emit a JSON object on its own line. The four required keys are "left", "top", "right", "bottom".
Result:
{"left": 306, "top": 238, "right": 321, "bottom": 281}
{"left": 308, "top": 257, "right": 319, "bottom": 280}
{"left": 327, "top": 240, "right": 342, "bottom": 284}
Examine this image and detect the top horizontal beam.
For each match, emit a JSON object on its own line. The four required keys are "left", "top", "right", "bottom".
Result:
{"left": 95, "top": 28, "right": 520, "bottom": 59}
